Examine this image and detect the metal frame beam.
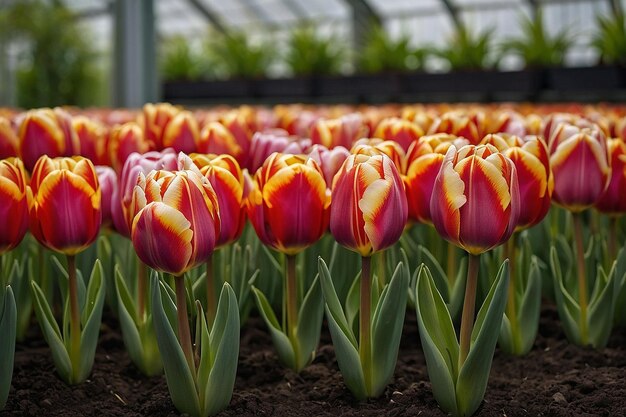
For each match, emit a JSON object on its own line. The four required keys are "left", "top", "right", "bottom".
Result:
{"left": 237, "top": 0, "right": 275, "bottom": 25}
{"left": 186, "top": 0, "right": 227, "bottom": 33}
{"left": 279, "top": 0, "right": 309, "bottom": 20}
{"left": 341, "top": 0, "right": 382, "bottom": 52}
{"left": 440, "top": 0, "right": 461, "bottom": 28}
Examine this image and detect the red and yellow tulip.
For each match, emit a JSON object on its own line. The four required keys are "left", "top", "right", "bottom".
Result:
{"left": 0, "top": 158, "right": 29, "bottom": 254}
{"left": 247, "top": 129, "right": 311, "bottom": 173}
{"left": 311, "top": 114, "right": 369, "bottom": 149}
{"left": 108, "top": 122, "right": 149, "bottom": 172}
{"left": 28, "top": 156, "right": 101, "bottom": 255}
{"left": 130, "top": 164, "right": 220, "bottom": 276}
{"left": 138, "top": 103, "right": 179, "bottom": 150}
{"left": 350, "top": 138, "right": 406, "bottom": 174}
{"left": 247, "top": 153, "right": 330, "bottom": 255}
{"left": 480, "top": 134, "right": 553, "bottom": 230}
{"left": 430, "top": 144, "right": 520, "bottom": 255}
{"left": 307, "top": 144, "right": 350, "bottom": 188}
{"left": 73, "top": 116, "right": 107, "bottom": 165}
{"left": 330, "top": 153, "right": 407, "bottom": 257}
{"left": 190, "top": 153, "right": 246, "bottom": 247}
{"left": 0, "top": 117, "right": 18, "bottom": 159}
{"left": 162, "top": 111, "right": 200, "bottom": 154}
{"left": 595, "top": 138, "right": 626, "bottom": 215}
{"left": 373, "top": 117, "right": 424, "bottom": 152}
{"left": 95, "top": 166, "right": 117, "bottom": 227}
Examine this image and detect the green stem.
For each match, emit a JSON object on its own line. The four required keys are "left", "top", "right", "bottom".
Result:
{"left": 446, "top": 242, "right": 457, "bottom": 288}
{"left": 174, "top": 275, "right": 195, "bottom": 375}
{"left": 285, "top": 254, "right": 298, "bottom": 341}
{"left": 459, "top": 253, "right": 480, "bottom": 367}
{"left": 377, "top": 251, "right": 386, "bottom": 290}
{"left": 39, "top": 245, "right": 49, "bottom": 303}
{"left": 206, "top": 254, "right": 216, "bottom": 328}
{"left": 360, "top": 255, "right": 372, "bottom": 393}
{"left": 608, "top": 217, "right": 618, "bottom": 263}
{"left": 505, "top": 235, "right": 522, "bottom": 353}
{"left": 67, "top": 255, "right": 81, "bottom": 383}
{"left": 573, "top": 213, "right": 589, "bottom": 346}
{"left": 137, "top": 262, "right": 147, "bottom": 321}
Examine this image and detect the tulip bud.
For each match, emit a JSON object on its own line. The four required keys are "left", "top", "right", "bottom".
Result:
{"left": 428, "top": 111, "right": 484, "bottom": 145}
{"left": 112, "top": 149, "right": 178, "bottom": 237}
{"left": 130, "top": 167, "right": 220, "bottom": 276}
{"left": 247, "top": 129, "right": 311, "bottom": 173}
{"left": 108, "top": 122, "right": 149, "bottom": 172}
{"left": 311, "top": 114, "right": 369, "bottom": 149}
{"left": 18, "top": 108, "right": 79, "bottom": 170}
{"left": 480, "top": 134, "right": 553, "bottom": 230}
{"left": 485, "top": 110, "right": 527, "bottom": 137}
{"left": 330, "top": 153, "right": 408, "bottom": 257}
{"left": 595, "top": 138, "right": 626, "bottom": 215}
{"left": 95, "top": 166, "right": 117, "bottom": 227}
{"left": 138, "top": 103, "right": 179, "bottom": 150}
{"left": 247, "top": 153, "right": 330, "bottom": 255}
{"left": 373, "top": 117, "right": 424, "bottom": 152}
{"left": 307, "top": 144, "right": 350, "bottom": 187}
{"left": 162, "top": 111, "right": 200, "bottom": 154}
{"left": 28, "top": 156, "right": 101, "bottom": 255}
{"left": 430, "top": 144, "right": 520, "bottom": 255}
{"left": 190, "top": 153, "right": 246, "bottom": 247}
{"left": 0, "top": 158, "right": 29, "bottom": 254}
{"left": 549, "top": 126, "right": 610, "bottom": 212}
{"left": 404, "top": 134, "right": 470, "bottom": 224}
{"left": 220, "top": 111, "right": 253, "bottom": 164}
{"left": 73, "top": 116, "right": 107, "bottom": 165}
{"left": 0, "top": 117, "right": 18, "bottom": 159}
{"left": 351, "top": 138, "right": 406, "bottom": 174}
{"left": 197, "top": 122, "right": 248, "bottom": 165}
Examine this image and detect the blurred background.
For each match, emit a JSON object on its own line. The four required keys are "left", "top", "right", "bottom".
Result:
{"left": 0, "top": 0, "right": 624, "bottom": 108}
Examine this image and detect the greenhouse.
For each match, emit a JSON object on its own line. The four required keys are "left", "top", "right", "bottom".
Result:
{"left": 1, "top": 0, "right": 626, "bottom": 416}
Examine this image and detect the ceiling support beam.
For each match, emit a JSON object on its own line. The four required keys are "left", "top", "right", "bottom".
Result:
{"left": 185, "top": 0, "right": 227, "bottom": 33}
{"left": 342, "top": 0, "right": 382, "bottom": 52}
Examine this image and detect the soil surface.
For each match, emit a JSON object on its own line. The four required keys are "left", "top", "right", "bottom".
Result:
{"left": 2, "top": 305, "right": 626, "bottom": 417}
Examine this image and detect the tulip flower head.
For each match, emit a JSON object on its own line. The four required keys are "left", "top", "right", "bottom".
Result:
{"left": 247, "top": 129, "right": 311, "bottom": 173}
{"left": 311, "top": 113, "right": 369, "bottom": 149}
{"left": 430, "top": 144, "right": 520, "bottom": 255}
{"left": 373, "top": 117, "right": 424, "bottom": 152}
{"left": 190, "top": 153, "right": 246, "bottom": 247}
{"left": 330, "top": 153, "right": 408, "bottom": 257}
{"left": 95, "top": 166, "right": 117, "bottom": 227}
{"left": 162, "top": 111, "right": 200, "bottom": 154}
{"left": 73, "top": 116, "right": 107, "bottom": 165}
{"left": 0, "top": 117, "right": 18, "bottom": 159}
{"left": 138, "top": 103, "right": 179, "bottom": 150}
{"left": 247, "top": 153, "right": 330, "bottom": 255}
{"left": 0, "top": 158, "right": 29, "bottom": 254}
{"left": 307, "top": 144, "right": 350, "bottom": 187}
{"left": 108, "top": 122, "right": 149, "bottom": 171}
{"left": 350, "top": 138, "right": 406, "bottom": 174}
{"left": 130, "top": 162, "right": 220, "bottom": 276}
{"left": 28, "top": 156, "right": 101, "bottom": 255}
{"left": 480, "top": 134, "right": 553, "bottom": 230}
{"left": 595, "top": 138, "right": 626, "bottom": 215}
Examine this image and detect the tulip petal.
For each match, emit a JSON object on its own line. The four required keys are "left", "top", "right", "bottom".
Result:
{"left": 431, "top": 147, "right": 466, "bottom": 244}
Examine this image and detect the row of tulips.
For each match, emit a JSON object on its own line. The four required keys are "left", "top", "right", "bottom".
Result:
{"left": 1, "top": 102, "right": 626, "bottom": 417}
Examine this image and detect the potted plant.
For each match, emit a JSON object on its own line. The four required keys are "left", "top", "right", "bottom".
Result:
{"left": 160, "top": 36, "right": 214, "bottom": 101}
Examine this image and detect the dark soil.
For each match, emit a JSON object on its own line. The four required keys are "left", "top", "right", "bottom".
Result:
{"left": 2, "top": 305, "right": 626, "bottom": 417}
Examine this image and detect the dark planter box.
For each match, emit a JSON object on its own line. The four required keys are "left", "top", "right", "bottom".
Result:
{"left": 546, "top": 66, "right": 626, "bottom": 91}
{"left": 252, "top": 77, "right": 312, "bottom": 98}
{"left": 314, "top": 74, "right": 402, "bottom": 100}
{"left": 404, "top": 70, "right": 543, "bottom": 95}
{"left": 162, "top": 79, "right": 251, "bottom": 101}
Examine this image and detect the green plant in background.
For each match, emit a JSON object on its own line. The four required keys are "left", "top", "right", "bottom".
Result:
{"left": 592, "top": 13, "right": 626, "bottom": 66}
{"left": 436, "top": 25, "right": 497, "bottom": 71}
{"left": 502, "top": 10, "right": 573, "bottom": 68}
{"left": 160, "top": 36, "right": 207, "bottom": 82}
{"left": 359, "top": 25, "right": 425, "bottom": 73}
{"left": 285, "top": 26, "right": 344, "bottom": 77}
{"left": 0, "top": 0, "right": 103, "bottom": 108}
{"left": 0, "top": 286, "right": 16, "bottom": 410}
{"left": 206, "top": 31, "right": 274, "bottom": 79}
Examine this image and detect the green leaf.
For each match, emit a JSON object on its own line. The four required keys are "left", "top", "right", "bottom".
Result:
{"left": 203, "top": 284, "right": 240, "bottom": 417}
{"left": 370, "top": 262, "right": 408, "bottom": 397}
{"left": 318, "top": 258, "right": 357, "bottom": 347}
{"left": 251, "top": 287, "right": 295, "bottom": 369}
{"left": 550, "top": 247, "right": 581, "bottom": 343}
{"left": 295, "top": 275, "right": 324, "bottom": 370}
{"left": 150, "top": 274, "right": 200, "bottom": 417}
{"left": 456, "top": 260, "right": 509, "bottom": 417}
{"left": 587, "top": 265, "right": 616, "bottom": 348}
{"left": 30, "top": 280, "right": 72, "bottom": 382}
{"left": 417, "top": 245, "right": 450, "bottom": 302}
{"left": 415, "top": 264, "right": 458, "bottom": 414}
{"left": 517, "top": 257, "right": 542, "bottom": 354}
{"left": 0, "top": 286, "right": 16, "bottom": 410}
{"left": 344, "top": 271, "right": 361, "bottom": 335}
{"left": 449, "top": 257, "right": 468, "bottom": 322}
{"left": 78, "top": 260, "right": 106, "bottom": 382}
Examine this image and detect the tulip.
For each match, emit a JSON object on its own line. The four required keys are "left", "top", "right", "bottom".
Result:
{"left": 480, "top": 134, "right": 553, "bottom": 230}
{"left": 18, "top": 108, "right": 79, "bottom": 170}
{"left": 95, "top": 166, "right": 117, "bottom": 227}
{"left": 430, "top": 144, "right": 519, "bottom": 366}
{"left": 108, "top": 122, "right": 149, "bottom": 171}
{"left": 131, "top": 159, "right": 220, "bottom": 374}
{"left": 0, "top": 118, "right": 18, "bottom": 159}
{"left": 138, "top": 103, "right": 179, "bottom": 150}
{"left": 220, "top": 111, "right": 253, "bottom": 165}
{"left": 548, "top": 125, "right": 610, "bottom": 212}
{"left": 373, "top": 117, "right": 424, "bottom": 152}
{"left": 307, "top": 144, "right": 350, "bottom": 187}
{"left": 428, "top": 111, "right": 484, "bottom": 145}
{"left": 73, "top": 116, "right": 107, "bottom": 165}
{"left": 197, "top": 122, "right": 245, "bottom": 164}
{"left": 311, "top": 113, "right": 369, "bottom": 149}
{"left": 162, "top": 111, "right": 200, "bottom": 154}
{"left": 190, "top": 153, "right": 246, "bottom": 325}
{"left": 247, "top": 129, "right": 311, "bottom": 173}
{"left": 595, "top": 138, "right": 626, "bottom": 259}
{"left": 28, "top": 155, "right": 102, "bottom": 384}
{"left": 485, "top": 110, "right": 527, "bottom": 137}
{"left": 247, "top": 153, "right": 329, "bottom": 371}
{"left": 0, "top": 158, "right": 28, "bottom": 254}
{"left": 327, "top": 153, "right": 407, "bottom": 397}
